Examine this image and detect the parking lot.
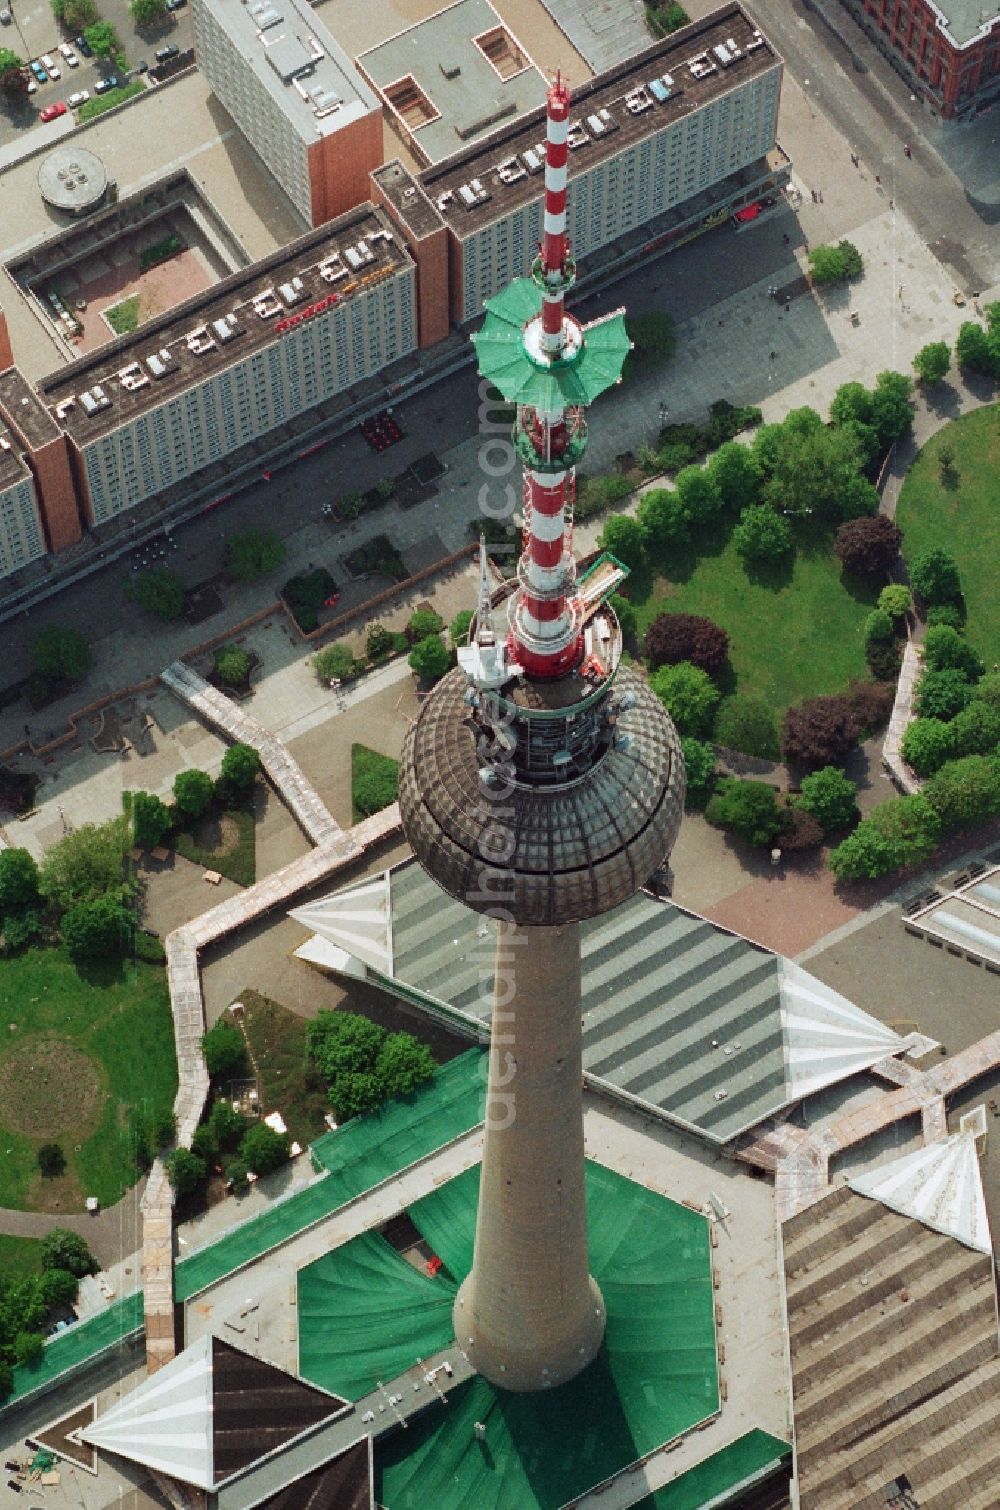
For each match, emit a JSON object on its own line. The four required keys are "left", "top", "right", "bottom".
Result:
{"left": 0, "top": 0, "right": 192, "bottom": 145}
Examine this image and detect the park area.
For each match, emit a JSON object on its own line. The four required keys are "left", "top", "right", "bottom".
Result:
{"left": 0, "top": 948, "right": 176, "bottom": 1212}
{"left": 896, "top": 404, "right": 1000, "bottom": 665}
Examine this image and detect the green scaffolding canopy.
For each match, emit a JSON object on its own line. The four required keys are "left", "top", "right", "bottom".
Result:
{"left": 472, "top": 278, "right": 630, "bottom": 410}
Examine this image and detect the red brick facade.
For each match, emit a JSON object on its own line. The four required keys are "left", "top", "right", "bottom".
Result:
{"left": 842, "top": 0, "right": 1000, "bottom": 118}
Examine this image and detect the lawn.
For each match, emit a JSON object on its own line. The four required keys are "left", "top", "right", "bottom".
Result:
{"left": 105, "top": 295, "right": 140, "bottom": 336}
{"left": 0, "top": 1234, "right": 45, "bottom": 1279}
{"left": 351, "top": 743, "right": 399, "bottom": 823}
{"left": 896, "top": 404, "right": 1000, "bottom": 664}
{"left": 173, "top": 806, "right": 256, "bottom": 886}
{"left": 0, "top": 947, "right": 177, "bottom": 1211}
{"left": 224, "top": 990, "right": 330, "bottom": 1149}
{"left": 630, "top": 528, "right": 877, "bottom": 713}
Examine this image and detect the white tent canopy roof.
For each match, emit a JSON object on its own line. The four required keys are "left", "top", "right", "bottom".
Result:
{"left": 849, "top": 1131, "right": 992, "bottom": 1254}
{"left": 82, "top": 1332, "right": 215, "bottom": 1488}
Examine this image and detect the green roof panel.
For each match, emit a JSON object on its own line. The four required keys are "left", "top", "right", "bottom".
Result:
{"left": 472, "top": 278, "right": 629, "bottom": 410}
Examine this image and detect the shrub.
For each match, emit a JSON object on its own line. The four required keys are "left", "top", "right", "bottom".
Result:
{"left": 674, "top": 465, "right": 723, "bottom": 528}
{"left": 923, "top": 625, "right": 984, "bottom": 681}
{"left": 239, "top": 1122, "right": 290, "bottom": 1176}
{"left": 225, "top": 527, "right": 285, "bottom": 582}
{"left": 37, "top": 1143, "right": 66, "bottom": 1178}
{"left": 2, "top": 909, "right": 45, "bottom": 954}
{"left": 352, "top": 748, "right": 399, "bottom": 817}
{"left": 409, "top": 635, "right": 450, "bottom": 681}
{"left": 636, "top": 487, "right": 690, "bottom": 552}
{"left": 126, "top": 567, "right": 185, "bottom": 620}
{"left": 901, "top": 718, "right": 954, "bottom": 777}
{"left": 577, "top": 472, "right": 632, "bottom": 519}
{"left": 208, "top": 1098, "right": 249, "bottom": 1152}
{"left": 408, "top": 608, "right": 444, "bottom": 641}
{"left": 949, "top": 700, "right": 1000, "bottom": 757}
{"left": 972, "top": 672, "right": 1000, "bottom": 712}
{"left": 31, "top": 624, "right": 91, "bottom": 682}
{"left": 910, "top": 546, "right": 961, "bottom": 606}
{"left": 915, "top": 668, "right": 973, "bottom": 721}
{"left": 798, "top": 765, "right": 859, "bottom": 834}
{"left": 314, "top": 643, "right": 360, "bottom": 684}
{"left": 214, "top": 645, "right": 252, "bottom": 687}
{"left": 600, "top": 513, "right": 648, "bottom": 571}
{"left": 923, "top": 754, "right": 1000, "bottom": 831}
{"left": 829, "top": 794, "right": 941, "bottom": 879}
{"left": 732, "top": 504, "right": 792, "bottom": 568}
{"left": 912, "top": 341, "right": 950, "bottom": 386}
{"left": 191, "top": 1124, "right": 216, "bottom": 1162}
{"left": 609, "top": 594, "right": 636, "bottom": 643}
{"left": 925, "top": 603, "right": 965, "bottom": 632}
{"left": 367, "top": 622, "right": 395, "bottom": 660}
{"left": 225, "top": 1159, "right": 249, "bottom": 1192}
{"left": 878, "top": 584, "right": 912, "bottom": 622}
{"left": 173, "top": 768, "right": 213, "bottom": 819}
{"left": 655, "top": 441, "right": 696, "bottom": 474}
{"left": 40, "top": 1268, "right": 78, "bottom": 1308}
{"left": 220, "top": 742, "right": 261, "bottom": 790}
{"left": 780, "top": 806, "right": 824, "bottom": 852}
{"left": 643, "top": 613, "right": 729, "bottom": 674}
{"left": 847, "top": 678, "right": 895, "bottom": 735}
{"left": 649, "top": 661, "right": 720, "bottom": 738}
{"left": 165, "top": 1147, "right": 206, "bottom": 1196}
{"left": 376, "top": 1033, "right": 436, "bottom": 1099}
{"left": 62, "top": 896, "right": 134, "bottom": 960}
{"left": 0, "top": 848, "right": 40, "bottom": 914}
{"left": 866, "top": 637, "right": 902, "bottom": 682}
{"left": 448, "top": 611, "right": 474, "bottom": 650}
{"left": 708, "top": 441, "right": 762, "bottom": 512}
{"left": 834, "top": 516, "right": 902, "bottom": 579}
{"left": 282, "top": 567, "right": 338, "bottom": 632}
{"left": 680, "top": 737, "right": 717, "bottom": 810}
{"left": 864, "top": 609, "right": 894, "bottom": 645}
{"left": 808, "top": 239, "right": 863, "bottom": 284}
{"left": 706, "top": 779, "right": 784, "bottom": 847}
{"left": 781, "top": 695, "right": 861, "bottom": 771}
{"left": 202, "top": 1021, "right": 248, "bottom": 1079}
{"left": 129, "top": 790, "right": 171, "bottom": 850}
{"left": 713, "top": 695, "right": 779, "bottom": 759}
{"left": 41, "top": 1228, "right": 96, "bottom": 1276}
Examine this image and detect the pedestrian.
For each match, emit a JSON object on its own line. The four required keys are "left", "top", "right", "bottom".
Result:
{"left": 875, "top": 174, "right": 881, "bottom": 185}
{"left": 783, "top": 232, "right": 790, "bottom": 244}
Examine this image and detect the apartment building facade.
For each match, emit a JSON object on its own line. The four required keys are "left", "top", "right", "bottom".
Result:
{"left": 0, "top": 440, "right": 47, "bottom": 581}
{"left": 838, "top": 0, "right": 1000, "bottom": 118}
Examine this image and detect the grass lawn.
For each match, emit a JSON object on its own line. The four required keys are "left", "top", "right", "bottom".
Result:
{"left": 630, "top": 526, "right": 877, "bottom": 713}
{"left": 224, "top": 990, "right": 330, "bottom": 1149}
{"left": 0, "top": 1234, "right": 45, "bottom": 1279}
{"left": 105, "top": 295, "right": 140, "bottom": 335}
{"left": 173, "top": 805, "right": 256, "bottom": 886}
{"left": 0, "top": 947, "right": 177, "bottom": 1211}
{"left": 351, "top": 743, "right": 399, "bottom": 823}
{"left": 896, "top": 404, "right": 1000, "bottom": 664}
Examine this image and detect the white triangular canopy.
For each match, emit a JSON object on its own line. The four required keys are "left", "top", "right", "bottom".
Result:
{"left": 289, "top": 873, "right": 392, "bottom": 976}
{"left": 780, "top": 961, "right": 906, "bottom": 1101}
{"left": 81, "top": 1332, "right": 215, "bottom": 1488}
{"left": 848, "top": 1132, "right": 992, "bottom": 1253}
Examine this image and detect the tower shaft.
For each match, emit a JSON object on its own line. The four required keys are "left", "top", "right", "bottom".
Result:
{"left": 453, "top": 922, "right": 605, "bottom": 1391}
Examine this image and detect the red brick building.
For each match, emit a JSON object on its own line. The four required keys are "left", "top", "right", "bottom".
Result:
{"left": 839, "top": 0, "right": 1000, "bottom": 118}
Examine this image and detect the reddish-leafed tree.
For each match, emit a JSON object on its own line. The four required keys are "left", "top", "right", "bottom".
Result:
{"left": 833, "top": 515, "right": 902, "bottom": 579}
{"left": 781, "top": 694, "right": 861, "bottom": 771}
{"left": 643, "top": 612, "right": 729, "bottom": 673}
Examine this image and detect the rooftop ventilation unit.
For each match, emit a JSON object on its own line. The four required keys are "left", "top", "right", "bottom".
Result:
{"left": 278, "top": 277, "right": 305, "bottom": 305}
{"left": 118, "top": 361, "right": 150, "bottom": 391}
{"left": 521, "top": 146, "right": 543, "bottom": 171}
{"left": 435, "top": 189, "right": 456, "bottom": 212}
{"left": 0, "top": 435, "right": 10, "bottom": 450}
{"left": 186, "top": 326, "right": 217, "bottom": 355}
{"left": 746, "top": 29, "right": 764, "bottom": 51}
{"left": 566, "top": 120, "right": 589, "bottom": 148}
{"left": 648, "top": 77, "right": 670, "bottom": 102}
{"left": 624, "top": 87, "right": 652, "bottom": 114}
{"left": 688, "top": 52, "right": 717, "bottom": 79}
{"left": 146, "top": 347, "right": 175, "bottom": 377}
{"left": 319, "top": 256, "right": 347, "bottom": 283}
{"left": 253, "top": 288, "right": 283, "bottom": 317}
{"left": 54, "top": 398, "right": 76, "bottom": 419}
{"left": 248, "top": 0, "right": 282, "bottom": 27}
{"left": 306, "top": 84, "right": 341, "bottom": 115}
{"left": 211, "top": 314, "right": 241, "bottom": 343}
{"left": 79, "top": 386, "right": 110, "bottom": 414}
{"left": 497, "top": 155, "right": 527, "bottom": 184}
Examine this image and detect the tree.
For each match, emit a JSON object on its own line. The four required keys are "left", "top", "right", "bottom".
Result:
{"left": 764, "top": 423, "right": 862, "bottom": 523}
{"left": 60, "top": 0, "right": 98, "bottom": 23}
{"left": 782, "top": 694, "right": 861, "bottom": 771}
{"left": 129, "top": 790, "right": 171, "bottom": 850}
{"left": 220, "top": 742, "right": 261, "bottom": 790}
{"left": 868, "top": 793, "right": 941, "bottom": 869}
{"left": 609, "top": 594, "right": 636, "bottom": 643}
{"left": 649, "top": 661, "right": 720, "bottom": 738}
{"left": 974, "top": 672, "right": 1000, "bottom": 712}
{"left": 368, "top": 622, "right": 396, "bottom": 659}
{"left": 83, "top": 19, "right": 119, "bottom": 56}
{"left": 949, "top": 699, "right": 1000, "bottom": 757}
{"left": 925, "top": 603, "right": 964, "bottom": 632}
{"left": 643, "top": 613, "right": 729, "bottom": 674}
{"left": 151, "top": 1109, "right": 176, "bottom": 1150}
{"left": 955, "top": 319, "right": 1000, "bottom": 379}
{"left": 239, "top": 1122, "right": 289, "bottom": 1176}
{"left": 408, "top": 608, "right": 444, "bottom": 641}
{"left": 864, "top": 609, "right": 894, "bottom": 645}
{"left": 878, "top": 584, "right": 912, "bottom": 623}
{"left": 165, "top": 1147, "right": 206, "bottom": 1196}
{"left": 39, "top": 816, "right": 131, "bottom": 910}
{"left": 37, "top": 1143, "right": 66, "bottom": 1178}
{"left": 130, "top": 0, "right": 166, "bottom": 21}
{"left": 808, "top": 240, "right": 863, "bottom": 284}
{"left": 923, "top": 625, "right": 984, "bottom": 681}
{"left": 40, "top": 1268, "right": 78, "bottom": 1308}
{"left": 674, "top": 465, "right": 723, "bottom": 529}
{"left": 780, "top": 805, "right": 824, "bottom": 852}
{"left": 916, "top": 668, "right": 973, "bottom": 722}
{"left": 208, "top": 1098, "right": 249, "bottom": 1151}
{"left": 829, "top": 381, "right": 873, "bottom": 431}
{"left": 62, "top": 895, "right": 134, "bottom": 960}
{"left": 732, "top": 504, "right": 792, "bottom": 569}
{"left": 680, "top": 736, "right": 716, "bottom": 810}
{"left": 797, "top": 765, "right": 858, "bottom": 834}
{"left": 924, "top": 754, "right": 1000, "bottom": 831}
{"left": 833, "top": 515, "right": 902, "bottom": 579}
{"left": 375, "top": 1033, "right": 435, "bottom": 1099}
{"left": 173, "top": 768, "right": 213, "bottom": 819}
{"left": 901, "top": 717, "right": 954, "bottom": 777}
{"left": 869, "top": 370, "right": 914, "bottom": 445}
{"left": 0, "top": 849, "right": 39, "bottom": 915}
{"left": 829, "top": 820, "right": 898, "bottom": 881}
{"left": 202, "top": 1021, "right": 247, "bottom": 1079}
{"left": 224, "top": 526, "right": 285, "bottom": 581}
{"left": 913, "top": 341, "right": 951, "bottom": 386}
{"left": 41, "top": 1228, "right": 96, "bottom": 1276}
{"left": 314, "top": 643, "right": 358, "bottom": 683}
{"left": 214, "top": 645, "right": 251, "bottom": 687}
{"left": 328, "top": 1070, "right": 382, "bottom": 1120}
{"left": 409, "top": 635, "right": 450, "bottom": 681}
{"left": 713, "top": 695, "right": 779, "bottom": 759}
{"left": 708, "top": 441, "right": 762, "bottom": 512}
{"left": 599, "top": 513, "right": 648, "bottom": 570}
{"left": 706, "top": 779, "right": 784, "bottom": 847}
{"left": 307, "top": 1010, "right": 385, "bottom": 1083}
{"left": 225, "top": 1159, "right": 249, "bottom": 1192}
{"left": 0, "top": 49, "right": 27, "bottom": 96}
{"left": 126, "top": 567, "right": 185, "bottom": 620}
{"left": 636, "top": 487, "right": 690, "bottom": 552}
{"left": 15, "top": 1331, "right": 44, "bottom": 1367}
{"left": 31, "top": 625, "right": 91, "bottom": 683}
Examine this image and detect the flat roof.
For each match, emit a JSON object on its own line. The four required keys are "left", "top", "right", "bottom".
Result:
{"left": 36, "top": 145, "right": 108, "bottom": 214}
{"left": 0, "top": 366, "right": 61, "bottom": 451}
{"left": 930, "top": 0, "right": 1000, "bottom": 48}
{"left": 357, "top": 0, "right": 547, "bottom": 165}
{"left": 196, "top": 0, "right": 379, "bottom": 143}
{"left": 418, "top": 2, "right": 780, "bottom": 235}
{"left": 41, "top": 206, "right": 413, "bottom": 447}
{"left": 371, "top": 160, "right": 446, "bottom": 241}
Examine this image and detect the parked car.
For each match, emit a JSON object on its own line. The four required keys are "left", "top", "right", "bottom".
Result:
{"left": 41, "top": 54, "right": 60, "bottom": 79}
{"left": 93, "top": 73, "right": 122, "bottom": 93}
{"left": 39, "top": 100, "right": 66, "bottom": 120}
{"left": 74, "top": 33, "right": 92, "bottom": 56}
{"left": 26, "top": 77, "right": 37, "bottom": 93}
{"left": 0, "top": 8, "right": 12, "bottom": 24}
{"left": 30, "top": 60, "right": 48, "bottom": 83}
{"left": 67, "top": 88, "right": 89, "bottom": 107}
{"left": 166, "top": 0, "right": 187, "bottom": 10}
{"left": 154, "top": 43, "right": 179, "bottom": 61}
{"left": 58, "top": 42, "right": 79, "bottom": 66}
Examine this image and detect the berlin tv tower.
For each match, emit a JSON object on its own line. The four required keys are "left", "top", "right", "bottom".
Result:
{"left": 399, "top": 75, "right": 685, "bottom": 1392}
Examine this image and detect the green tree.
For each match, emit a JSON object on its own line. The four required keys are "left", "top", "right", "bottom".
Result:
{"left": 225, "top": 1158, "right": 249, "bottom": 1191}
{"left": 764, "top": 422, "right": 862, "bottom": 523}
{"left": 173, "top": 768, "right": 214, "bottom": 819}
{"left": 239, "top": 1122, "right": 289, "bottom": 1175}
{"left": 599, "top": 512, "right": 648, "bottom": 570}
{"left": 955, "top": 319, "right": 1000, "bottom": 379}
{"left": 214, "top": 645, "right": 251, "bottom": 687}
{"left": 165, "top": 1147, "right": 206, "bottom": 1196}
{"left": 713, "top": 695, "right": 779, "bottom": 759}
{"left": 970, "top": 672, "right": 1000, "bottom": 712}
{"left": 949, "top": 700, "right": 1000, "bottom": 757}
{"left": 877, "top": 584, "right": 912, "bottom": 622}
{"left": 40, "top": 816, "right": 131, "bottom": 910}
{"left": 313, "top": 643, "right": 358, "bottom": 683}
{"left": 0, "top": 1361, "right": 12, "bottom": 1399}
{"left": 798, "top": 765, "right": 859, "bottom": 834}
{"left": 864, "top": 609, "right": 894, "bottom": 645}
{"left": 923, "top": 754, "right": 1000, "bottom": 831}
{"left": 829, "top": 381, "right": 874, "bottom": 431}
{"left": 150, "top": 1109, "right": 175, "bottom": 1150}
{"left": 220, "top": 742, "right": 261, "bottom": 790}
{"left": 40, "top": 1268, "right": 78, "bottom": 1308}
{"left": 409, "top": 635, "right": 450, "bottom": 681}
{"left": 609, "top": 594, "right": 636, "bottom": 642}
{"left": 60, "top": 0, "right": 98, "bottom": 23}
{"left": 202, "top": 1021, "right": 247, "bottom": 1079}
{"left": 368, "top": 622, "right": 396, "bottom": 659}
{"left": 901, "top": 717, "right": 954, "bottom": 777}
{"left": 83, "top": 19, "right": 119, "bottom": 56}
{"left": 636, "top": 487, "right": 690, "bottom": 552}
{"left": 0, "top": 848, "right": 40, "bottom": 915}
{"left": 869, "top": 370, "right": 914, "bottom": 445}
{"left": 126, "top": 567, "right": 185, "bottom": 621}
{"left": 130, "top": 0, "right": 166, "bottom": 21}
{"left": 328, "top": 1070, "right": 382, "bottom": 1120}
{"left": 680, "top": 736, "right": 717, "bottom": 810}
{"left": 0, "top": 49, "right": 27, "bottom": 96}
{"left": 409, "top": 608, "right": 444, "bottom": 640}
{"left": 41, "top": 1228, "right": 96, "bottom": 1276}
{"left": 912, "top": 341, "right": 950, "bottom": 386}
{"left": 14, "top": 1331, "right": 44, "bottom": 1367}
{"left": 868, "top": 793, "right": 941, "bottom": 869}
{"left": 925, "top": 603, "right": 964, "bottom": 631}
{"left": 829, "top": 822, "right": 895, "bottom": 881}
{"left": 808, "top": 240, "right": 863, "bottom": 284}
{"left": 208, "top": 1098, "right": 248, "bottom": 1151}
{"left": 37, "top": 1143, "right": 66, "bottom": 1178}
{"left": 649, "top": 661, "right": 720, "bottom": 738}
{"left": 375, "top": 1032, "right": 435, "bottom": 1099}
{"left": 674, "top": 465, "right": 723, "bottom": 528}
{"left": 923, "top": 624, "right": 984, "bottom": 681}
{"left": 62, "top": 895, "right": 134, "bottom": 960}
{"left": 31, "top": 624, "right": 91, "bottom": 683}
{"left": 129, "top": 790, "right": 171, "bottom": 849}
{"left": 910, "top": 546, "right": 962, "bottom": 605}
{"left": 916, "top": 668, "right": 973, "bottom": 722}
{"left": 706, "top": 778, "right": 784, "bottom": 847}
{"left": 732, "top": 504, "right": 792, "bottom": 569}
{"left": 707, "top": 441, "right": 761, "bottom": 512}
{"left": 224, "top": 526, "right": 285, "bottom": 581}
